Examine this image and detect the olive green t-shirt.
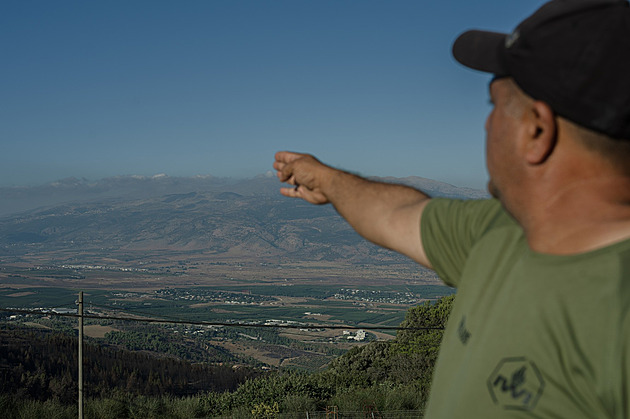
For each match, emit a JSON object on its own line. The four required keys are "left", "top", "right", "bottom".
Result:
{"left": 421, "top": 198, "right": 630, "bottom": 418}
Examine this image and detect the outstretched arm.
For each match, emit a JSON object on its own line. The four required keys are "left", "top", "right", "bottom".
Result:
{"left": 273, "top": 151, "right": 433, "bottom": 268}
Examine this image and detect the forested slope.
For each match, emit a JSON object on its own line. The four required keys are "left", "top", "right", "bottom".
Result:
{"left": 0, "top": 326, "right": 259, "bottom": 403}
{"left": 1, "top": 295, "right": 454, "bottom": 417}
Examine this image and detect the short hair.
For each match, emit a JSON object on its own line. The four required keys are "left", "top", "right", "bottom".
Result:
{"left": 565, "top": 120, "right": 630, "bottom": 175}
{"left": 502, "top": 78, "right": 534, "bottom": 119}
{"left": 500, "top": 78, "right": 630, "bottom": 175}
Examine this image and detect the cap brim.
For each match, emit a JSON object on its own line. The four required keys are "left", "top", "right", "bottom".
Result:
{"left": 452, "top": 30, "right": 508, "bottom": 75}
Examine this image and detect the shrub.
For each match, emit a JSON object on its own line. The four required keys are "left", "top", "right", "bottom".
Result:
{"left": 251, "top": 401, "right": 279, "bottom": 419}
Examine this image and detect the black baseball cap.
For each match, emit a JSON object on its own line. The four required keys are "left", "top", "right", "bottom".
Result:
{"left": 452, "top": 0, "right": 630, "bottom": 140}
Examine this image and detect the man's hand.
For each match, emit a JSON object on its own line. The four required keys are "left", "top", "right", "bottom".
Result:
{"left": 273, "top": 151, "right": 332, "bottom": 205}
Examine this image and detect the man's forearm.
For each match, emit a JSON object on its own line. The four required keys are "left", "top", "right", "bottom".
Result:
{"left": 324, "top": 169, "right": 432, "bottom": 265}
{"left": 274, "top": 151, "right": 432, "bottom": 267}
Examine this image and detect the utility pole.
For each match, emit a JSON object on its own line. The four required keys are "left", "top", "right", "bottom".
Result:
{"left": 78, "top": 291, "right": 84, "bottom": 419}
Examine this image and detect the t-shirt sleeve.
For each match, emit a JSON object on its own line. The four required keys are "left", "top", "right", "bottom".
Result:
{"left": 615, "top": 255, "right": 630, "bottom": 418}
{"left": 619, "top": 314, "right": 630, "bottom": 419}
{"left": 421, "top": 198, "right": 512, "bottom": 287}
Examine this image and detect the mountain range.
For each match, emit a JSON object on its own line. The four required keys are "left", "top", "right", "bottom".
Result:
{"left": 0, "top": 174, "right": 487, "bottom": 266}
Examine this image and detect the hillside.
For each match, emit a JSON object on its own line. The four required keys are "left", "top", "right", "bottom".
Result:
{"left": 0, "top": 325, "right": 260, "bottom": 403}
{"left": 0, "top": 174, "right": 487, "bottom": 218}
{"left": 0, "top": 175, "right": 486, "bottom": 268}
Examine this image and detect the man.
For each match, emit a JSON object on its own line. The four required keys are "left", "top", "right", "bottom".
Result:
{"left": 274, "top": 0, "right": 630, "bottom": 417}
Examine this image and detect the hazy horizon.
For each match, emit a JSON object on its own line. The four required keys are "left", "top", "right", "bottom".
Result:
{"left": 0, "top": 170, "right": 489, "bottom": 191}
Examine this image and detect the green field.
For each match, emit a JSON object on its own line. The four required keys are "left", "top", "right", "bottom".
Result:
{"left": 0, "top": 284, "right": 454, "bottom": 329}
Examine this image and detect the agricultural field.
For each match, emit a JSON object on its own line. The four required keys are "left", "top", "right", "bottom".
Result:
{"left": 0, "top": 263, "right": 453, "bottom": 371}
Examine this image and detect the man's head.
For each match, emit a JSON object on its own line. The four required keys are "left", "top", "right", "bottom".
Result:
{"left": 452, "top": 0, "right": 630, "bottom": 141}
{"left": 484, "top": 78, "right": 532, "bottom": 199}
{"left": 484, "top": 77, "right": 557, "bottom": 202}
{"left": 485, "top": 75, "right": 630, "bottom": 208}
{"left": 453, "top": 0, "right": 630, "bottom": 209}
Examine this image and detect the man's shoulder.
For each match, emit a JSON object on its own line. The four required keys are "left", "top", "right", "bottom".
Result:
{"left": 421, "top": 198, "right": 519, "bottom": 287}
{"left": 425, "top": 198, "right": 516, "bottom": 232}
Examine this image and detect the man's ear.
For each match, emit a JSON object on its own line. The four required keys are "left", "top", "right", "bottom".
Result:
{"left": 525, "top": 101, "right": 557, "bottom": 165}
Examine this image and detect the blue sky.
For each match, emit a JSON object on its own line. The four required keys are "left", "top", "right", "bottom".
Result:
{"left": 1, "top": 0, "right": 547, "bottom": 189}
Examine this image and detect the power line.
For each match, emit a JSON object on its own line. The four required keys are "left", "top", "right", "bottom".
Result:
{"left": 0, "top": 307, "right": 444, "bottom": 331}
{"left": 88, "top": 302, "right": 186, "bottom": 322}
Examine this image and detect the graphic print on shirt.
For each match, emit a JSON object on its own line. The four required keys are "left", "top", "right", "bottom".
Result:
{"left": 487, "top": 357, "right": 545, "bottom": 411}
{"left": 457, "top": 316, "right": 471, "bottom": 344}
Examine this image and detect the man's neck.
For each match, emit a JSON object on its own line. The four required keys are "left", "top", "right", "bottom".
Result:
{"left": 519, "top": 176, "right": 630, "bottom": 255}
